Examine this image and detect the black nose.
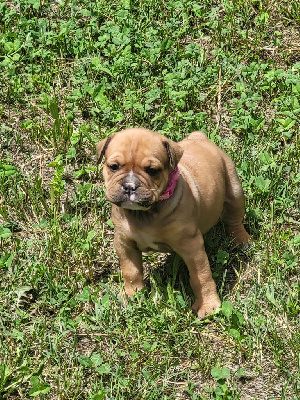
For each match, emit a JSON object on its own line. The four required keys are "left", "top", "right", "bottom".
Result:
{"left": 123, "top": 182, "right": 136, "bottom": 195}
{"left": 122, "top": 174, "right": 140, "bottom": 194}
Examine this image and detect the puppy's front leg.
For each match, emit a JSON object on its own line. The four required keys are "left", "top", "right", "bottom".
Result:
{"left": 173, "top": 232, "right": 221, "bottom": 318}
{"left": 114, "top": 233, "right": 144, "bottom": 297}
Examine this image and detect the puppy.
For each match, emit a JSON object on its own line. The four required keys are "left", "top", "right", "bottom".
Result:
{"left": 96, "top": 128, "right": 249, "bottom": 318}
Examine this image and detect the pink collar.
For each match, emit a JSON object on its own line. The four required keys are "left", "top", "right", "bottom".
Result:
{"left": 159, "top": 166, "right": 180, "bottom": 201}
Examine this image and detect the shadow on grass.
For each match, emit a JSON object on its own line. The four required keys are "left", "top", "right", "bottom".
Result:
{"left": 88, "top": 219, "right": 253, "bottom": 309}
{"left": 142, "top": 221, "right": 253, "bottom": 304}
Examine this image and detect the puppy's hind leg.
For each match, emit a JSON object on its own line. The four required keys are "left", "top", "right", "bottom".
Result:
{"left": 222, "top": 161, "right": 250, "bottom": 245}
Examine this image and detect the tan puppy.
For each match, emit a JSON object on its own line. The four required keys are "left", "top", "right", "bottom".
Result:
{"left": 96, "top": 128, "right": 249, "bottom": 318}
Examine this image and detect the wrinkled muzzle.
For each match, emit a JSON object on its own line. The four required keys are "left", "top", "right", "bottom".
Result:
{"left": 107, "top": 173, "right": 155, "bottom": 211}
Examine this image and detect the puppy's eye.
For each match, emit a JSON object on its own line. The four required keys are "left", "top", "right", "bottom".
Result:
{"left": 145, "top": 167, "right": 160, "bottom": 177}
{"left": 108, "top": 163, "right": 120, "bottom": 172}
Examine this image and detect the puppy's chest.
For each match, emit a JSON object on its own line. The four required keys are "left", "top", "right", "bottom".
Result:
{"left": 119, "top": 218, "right": 172, "bottom": 253}
{"left": 132, "top": 230, "right": 173, "bottom": 253}
{"left": 113, "top": 208, "right": 174, "bottom": 253}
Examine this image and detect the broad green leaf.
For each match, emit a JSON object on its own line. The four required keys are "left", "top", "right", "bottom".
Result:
{"left": 221, "top": 301, "right": 233, "bottom": 318}
{"left": 211, "top": 366, "right": 230, "bottom": 380}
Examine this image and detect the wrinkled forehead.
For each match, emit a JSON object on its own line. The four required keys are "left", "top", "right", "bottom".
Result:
{"left": 106, "top": 131, "right": 167, "bottom": 164}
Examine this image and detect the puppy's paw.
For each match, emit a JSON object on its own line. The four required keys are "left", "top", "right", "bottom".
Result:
{"left": 118, "top": 290, "right": 129, "bottom": 305}
{"left": 227, "top": 225, "right": 250, "bottom": 245}
{"left": 192, "top": 296, "right": 221, "bottom": 319}
{"left": 119, "top": 285, "right": 146, "bottom": 305}
{"left": 235, "top": 231, "right": 250, "bottom": 245}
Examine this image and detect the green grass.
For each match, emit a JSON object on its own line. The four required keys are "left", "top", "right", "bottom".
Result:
{"left": 0, "top": 0, "right": 299, "bottom": 398}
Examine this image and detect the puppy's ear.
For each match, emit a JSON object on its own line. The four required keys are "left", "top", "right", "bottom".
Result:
{"left": 163, "top": 139, "right": 183, "bottom": 170}
{"left": 96, "top": 136, "right": 113, "bottom": 165}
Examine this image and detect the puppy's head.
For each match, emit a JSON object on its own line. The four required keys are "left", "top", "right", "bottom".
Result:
{"left": 96, "top": 128, "right": 183, "bottom": 210}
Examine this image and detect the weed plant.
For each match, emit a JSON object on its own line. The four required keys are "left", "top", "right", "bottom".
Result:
{"left": 0, "top": 0, "right": 299, "bottom": 398}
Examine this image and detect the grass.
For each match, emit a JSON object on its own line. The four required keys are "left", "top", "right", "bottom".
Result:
{"left": 0, "top": 0, "right": 299, "bottom": 398}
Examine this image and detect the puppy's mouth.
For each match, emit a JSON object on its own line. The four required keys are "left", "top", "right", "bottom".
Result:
{"left": 106, "top": 174, "right": 156, "bottom": 211}
{"left": 119, "top": 200, "right": 152, "bottom": 211}
{"left": 107, "top": 191, "right": 154, "bottom": 210}
{"left": 108, "top": 192, "right": 154, "bottom": 210}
